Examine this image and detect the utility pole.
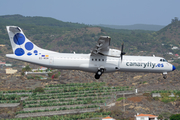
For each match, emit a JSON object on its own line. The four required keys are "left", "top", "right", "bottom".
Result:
{"left": 123, "top": 93, "right": 125, "bottom": 112}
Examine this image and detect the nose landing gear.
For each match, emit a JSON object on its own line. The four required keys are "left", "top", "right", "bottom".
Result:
{"left": 163, "top": 74, "right": 167, "bottom": 79}
{"left": 162, "top": 72, "right": 167, "bottom": 79}
{"left": 94, "top": 68, "right": 104, "bottom": 79}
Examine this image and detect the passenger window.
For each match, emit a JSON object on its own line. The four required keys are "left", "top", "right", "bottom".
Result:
{"left": 92, "top": 59, "right": 94, "bottom": 61}
{"left": 99, "top": 59, "right": 100, "bottom": 61}
{"left": 160, "top": 59, "right": 162, "bottom": 62}
{"left": 102, "top": 59, "right": 104, "bottom": 61}
{"left": 95, "top": 59, "right": 97, "bottom": 61}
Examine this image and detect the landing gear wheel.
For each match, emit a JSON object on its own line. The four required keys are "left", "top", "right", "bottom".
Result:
{"left": 97, "top": 71, "right": 102, "bottom": 76}
{"left": 163, "top": 75, "right": 167, "bottom": 79}
{"left": 100, "top": 68, "right": 104, "bottom": 73}
{"left": 95, "top": 74, "right": 100, "bottom": 79}
{"left": 94, "top": 68, "right": 105, "bottom": 79}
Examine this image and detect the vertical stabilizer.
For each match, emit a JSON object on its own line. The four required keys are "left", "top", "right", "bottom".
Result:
{"left": 6, "top": 26, "right": 43, "bottom": 56}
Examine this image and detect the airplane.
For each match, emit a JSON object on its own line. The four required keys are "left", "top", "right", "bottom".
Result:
{"left": 6, "top": 26, "right": 176, "bottom": 79}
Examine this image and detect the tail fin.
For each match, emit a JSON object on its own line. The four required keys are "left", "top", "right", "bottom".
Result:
{"left": 6, "top": 26, "right": 42, "bottom": 56}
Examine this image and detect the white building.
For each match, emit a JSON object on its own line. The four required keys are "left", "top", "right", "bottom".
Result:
{"left": 5, "top": 64, "right": 12, "bottom": 67}
{"left": 167, "top": 52, "right": 173, "bottom": 55}
{"left": 5, "top": 68, "right": 17, "bottom": 74}
{"left": 172, "top": 46, "right": 179, "bottom": 50}
{"left": 102, "top": 116, "right": 115, "bottom": 120}
{"left": 135, "top": 113, "right": 158, "bottom": 120}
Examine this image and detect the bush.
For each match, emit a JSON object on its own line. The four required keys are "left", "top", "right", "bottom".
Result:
{"left": 153, "top": 97, "right": 159, "bottom": 101}
{"left": 170, "top": 114, "right": 180, "bottom": 120}
{"left": 161, "top": 98, "right": 172, "bottom": 103}
{"left": 143, "top": 93, "right": 150, "bottom": 96}
{"left": 116, "top": 97, "right": 125, "bottom": 101}
{"left": 53, "top": 74, "right": 59, "bottom": 78}
{"left": 22, "top": 65, "right": 32, "bottom": 72}
{"left": 48, "top": 73, "right": 53, "bottom": 77}
{"left": 33, "top": 87, "right": 44, "bottom": 93}
{"left": 27, "top": 75, "right": 34, "bottom": 79}
{"left": 176, "top": 91, "right": 180, "bottom": 96}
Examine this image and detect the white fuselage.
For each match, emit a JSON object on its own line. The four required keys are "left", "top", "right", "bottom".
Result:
{"left": 6, "top": 52, "right": 173, "bottom": 73}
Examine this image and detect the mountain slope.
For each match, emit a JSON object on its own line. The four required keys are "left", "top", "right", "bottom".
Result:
{"left": 0, "top": 15, "right": 154, "bottom": 54}
{"left": 0, "top": 15, "right": 179, "bottom": 59}
{"left": 97, "top": 24, "right": 165, "bottom": 31}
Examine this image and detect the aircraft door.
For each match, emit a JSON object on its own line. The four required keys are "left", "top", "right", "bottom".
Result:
{"left": 49, "top": 57, "right": 54, "bottom": 65}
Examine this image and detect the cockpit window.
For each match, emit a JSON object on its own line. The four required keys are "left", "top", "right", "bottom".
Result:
{"left": 160, "top": 59, "right": 167, "bottom": 62}
{"left": 163, "top": 59, "right": 167, "bottom": 62}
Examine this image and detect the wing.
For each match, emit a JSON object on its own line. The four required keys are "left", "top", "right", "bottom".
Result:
{"left": 91, "top": 36, "right": 111, "bottom": 56}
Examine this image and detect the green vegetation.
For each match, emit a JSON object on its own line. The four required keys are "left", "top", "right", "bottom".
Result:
{"left": 116, "top": 97, "right": 126, "bottom": 101}
{"left": 33, "top": 87, "right": 44, "bottom": 93}
{"left": 97, "top": 24, "right": 164, "bottom": 31}
{"left": 170, "top": 114, "right": 180, "bottom": 120}
{"left": 1, "top": 90, "right": 32, "bottom": 93}
{"left": 0, "top": 14, "right": 177, "bottom": 56}
{"left": 151, "top": 90, "right": 180, "bottom": 103}
{"left": 22, "top": 65, "right": 32, "bottom": 72}
{"left": 0, "top": 15, "right": 180, "bottom": 66}
{"left": 0, "top": 82, "right": 132, "bottom": 119}
{"left": 21, "top": 65, "right": 32, "bottom": 75}
{"left": 10, "top": 112, "right": 111, "bottom": 120}
{"left": 14, "top": 82, "right": 132, "bottom": 117}
{"left": 0, "top": 94, "right": 20, "bottom": 100}
{"left": 16, "top": 105, "right": 99, "bottom": 114}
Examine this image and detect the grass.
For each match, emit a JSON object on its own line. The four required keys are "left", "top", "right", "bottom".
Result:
{"left": 116, "top": 97, "right": 126, "bottom": 101}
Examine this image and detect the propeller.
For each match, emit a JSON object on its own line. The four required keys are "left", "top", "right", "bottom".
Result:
{"left": 120, "top": 43, "right": 126, "bottom": 61}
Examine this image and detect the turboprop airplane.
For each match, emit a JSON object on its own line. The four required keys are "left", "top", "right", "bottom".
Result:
{"left": 6, "top": 26, "right": 176, "bottom": 79}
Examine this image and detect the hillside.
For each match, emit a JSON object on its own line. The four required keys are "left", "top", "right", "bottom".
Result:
{"left": 0, "top": 15, "right": 180, "bottom": 119}
{"left": 0, "top": 14, "right": 171, "bottom": 55}
{"left": 156, "top": 21, "right": 180, "bottom": 52}
{"left": 0, "top": 15, "right": 156, "bottom": 54}
{"left": 97, "top": 24, "right": 165, "bottom": 31}
{"left": 0, "top": 15, "right": 180, "bottom": 67}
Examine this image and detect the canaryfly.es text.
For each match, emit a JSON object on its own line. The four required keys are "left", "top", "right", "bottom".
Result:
{"left": 126, "top": 62, "right": 156, "bottom": 68}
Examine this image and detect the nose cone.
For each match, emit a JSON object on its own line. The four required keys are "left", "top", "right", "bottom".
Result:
{"left": 172, "top": 65, "right": 176, "bottom": 71}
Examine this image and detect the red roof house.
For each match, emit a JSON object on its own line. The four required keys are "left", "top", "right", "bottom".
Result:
{"left": 135, "top": 113, "right": 158, "bottom": 120}
{"left": 102, "top": 116, "right": 116, "bottom": 120}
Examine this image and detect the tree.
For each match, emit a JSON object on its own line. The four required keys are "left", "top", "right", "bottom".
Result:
{"left": 33, "top": 87, "right": 44, "bottom": 93}
{"left": 22, "top": 65, "right": 32, "bottom": 72}
{"left": 171, "top": 17, "right": 179, "bottom": 23}
{"left": 158, "top": 114, "right": 163, "bottom": 120}
{"left": 170, "top": 114, "right": 180, "bottom": 120}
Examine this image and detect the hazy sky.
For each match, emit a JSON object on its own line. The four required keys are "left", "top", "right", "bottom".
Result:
{"left": 0, "top": 0, "right": 179, "bottom": 25}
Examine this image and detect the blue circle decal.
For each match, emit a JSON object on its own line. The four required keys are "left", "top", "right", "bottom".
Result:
{"left": 34, "top": 50, "right": 38, "bottom": 54}
{"left": 25, "top": 42, "right": 34, "bottom": 50}
{"left": 27, "top": 52, "right": 32, "bottom": 56}
{"left": 13, "top": 33, "right": 25, "bottom": 45}
{"left": 34, "top": 50, "right": 38, "bottom": 55}
{"left": 15, "top": 48, "right": 25, "bottom": 56}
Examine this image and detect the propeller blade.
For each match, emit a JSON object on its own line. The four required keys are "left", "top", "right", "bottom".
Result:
{"left": 120, "top": 43, "right": 126, "bottom": 62}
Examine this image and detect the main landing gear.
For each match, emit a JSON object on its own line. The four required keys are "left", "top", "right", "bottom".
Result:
{"left": 95, "top": 68, "right": 104, "bottom": 79}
